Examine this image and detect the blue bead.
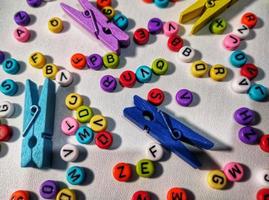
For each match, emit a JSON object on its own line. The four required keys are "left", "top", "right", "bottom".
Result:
{"left": 248, "top": 84, "right": 268, "bottom": 101}
{"left": 230, "top": 51, "right": 247, "bottom": 68}
{"left": 2, "top": 58, "right": 20, "bottom": 74}
{"left": 0, "top": 51, "right": 5, "bottom": 64}
{"left": 155, "top": 0, "right": 169, "bottom": 8}
{"left": 66, "top": 166, "right": 85, "bottom": 185}
{"left": 0, "top": 79, "right": 18, "bottom": 96}
{"left": 113, "top": 13, "right": 128, "bottom": 30}
{"left": 76, "top": 126, "right": 94, "bottom": 144}
{"left": 136, "top": 65, "right": 152, "bottom": 83}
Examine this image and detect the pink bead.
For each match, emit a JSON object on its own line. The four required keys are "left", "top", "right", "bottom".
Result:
{"left": 13, "top": 26, "right": 31, "bottom": 42}
{"left": 163, "top": 21, "right": 179, "bottom": 37}
{"left": 223, "top": 162, "right": 244, "bottom": 182}
{"left": 61, "top": 117, "right": 79, "bottom": 136}
{"left": 223, "top": 34, "right": 240, "bottom": 51}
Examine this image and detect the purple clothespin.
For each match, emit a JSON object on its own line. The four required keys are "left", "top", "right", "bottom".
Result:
{"left": 60, "top": 0, "right": 130, "bottom": 54}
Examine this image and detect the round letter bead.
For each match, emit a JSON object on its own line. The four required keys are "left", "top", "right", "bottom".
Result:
{"left": 155, "top": 0, "right": 169, "bottom": 8}
{"left": 76, "top": 126, "right": 94, "bottom": 144}
{"left": 241, "top": 12, "right": 258, "bottom": 28}
{"left": 168, "top": 35, "right": 183, "bottom": 52}
{"left": 209, "top": 18, "right": 227, "bottom": 34}
{"left": 136, "top": 65, "right": 152, "bottom": 83}
{"left": 223, "top": 34, "right": 240, "bottom": 51}
{"left": 29, "top": 52, "right": 46, "bottom": 68}
{"left": 176, "top": 89, "right": 193, "bottom": 107}
{"left": 56, "top": 188, "right": 76, "bottom": 200}
{"left": 231, "top": 76, "right": 251, "bottom": 93}
{"left": 248, "top": 84, "right": 268, "bottom": 102}
{"left": 146, "top": 142, "right": 164, "bottom": 161}
{"left": 65, "top": 93, "right": 83, "bottom": 110}
{"left": 60, "top": 144, "right": 79, "bottom": 162}
{"left": 0, "top": 51, "right": 5, "bottom": 64}
{"left": 132, "top": 191, "right": 151, "bottom": 200}
{"left": 95, "top": 131, "right": 113, "bottom": 149}
{"left": 0, "top": 79, "right": 18, "bottom": 96}
{"left": 0, "top": 124, "right": 12, "bottom": 141}
{"left": 48, "top": 17, "right": 63, "bottom": 33}
{"left": 71, "top": 53, "right": 86, "bottom": 69}
{"left": 151, "top": 58, "right": 169, "bottom": 75}
{"left": 239, "top": 126, "right": 259, "bottom": 144}
{"left": 61, "top": 117, "right": 79, "bottom": 136}
{"left": 147, "top": 88, "right": 165, "bottom": 106}
{"left": 207, "top": 170, "right": 227, "bottom": 190}
{"left": 178, "top": 46, "right": 195, "bottom": 63}
{"left": 2, "top": 58, "right": 20, "bottom": 74}
{"left": 257, "top": 169, "right": 269, "bottom": 186}
{"left": 260, "top": 135, "right": 269, "bottom": 153}
{"left": 96, "top": 0, "right": 111, "bottom": 9}
{"left": 233, "top": 24, "right": 250, "bottom": 39}
{"left": 133, "top": 28, "right": 150, "bottom": 45}
{"left": 0, "top": 101, "right": 15, "bottom": 118}
{"left": 257, "top": 188, "right": 269, "bottom": 200}
{"left": 163, "top": 21, "right": 179, "bottom": 37}
{"left": 66, "top": 166, "right": 85, "bottom": 185}
{"left": 40, "top": 180, "right": 58, "bottom": 199}
{"left": 100, "top": 75, "right": 117, "bottom": 92}
{"left": 240, "top": 63, "right": 258, "bottom": 80}
{"left": 42, "top": 63, "right": 58, "bottom": 79}
{"left": 136, "top": 159, "right": 154, "bottom": 178}
{"left": 103, "top": 52, "right": 119, "bottom": 69}
{"left": 87, "top": 54, "right": 103, "bottom": 70}
{"left": 223, "top": 162, "right": 244, "bottom": 182}
{"left": 89, "top": 115, "right": 107, "bottom": 132}
{"left": 210, "top": 64, "right": 228, "bottom": 81}
{"left": 148, "top": 18, "right": 163, "bottom": 34}
{"left": 113, "top": 13, "right": 128, "bottom": 30}
{"left": 14, "top": 11, "right": 31, "bottom": 26}
{"left": 119, "top": 70, "right": 136, "bottom": 88}
{"left": 234, "top": 107, "right": 254, "bottom": 125}
{"left": 27, "top": 0, "right": 42, "bottom": 7}
{"left": 113, "top": 162, "right": 132, "bottom": 182}
{"left": 101, "top": 6, "right": 115, "bottom": 20}
{"left": 230, "top": 51, "right": 247, "bottom": 67}
{"left": 191, "top": 60, "right": 208, "bottom": 77}
{"left": 14, "top": 26, "right": 31, "bottom": 42}
{"left": 10, "top": 190, "right": 29, "bottom": 200}
{"left": 167, "top": 187, "right": 187, "bottom": 200}
{"left": 76, "top": 105, "right": 93, "bottom": 123}
{"left": 55, "top": 69, "right": 73, "bottom": 87}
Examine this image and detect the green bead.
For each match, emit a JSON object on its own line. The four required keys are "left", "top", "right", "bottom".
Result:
{"left": 136, "top": 159, "right": 154, "bottom": 178}
{"left": 103, "top": 52, "right": 119, "bottom": 69}
{"left": 209, "top": 18, "right": 227, "bottom": 34}
{"left": 151, "top": 58, "right": 169, "bottom": 75}
{"left": 76, "top": 105, "right": 93, "bottom": 123}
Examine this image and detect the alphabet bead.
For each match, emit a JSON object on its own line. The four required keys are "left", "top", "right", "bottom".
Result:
{"left": 14, "top": 26, "right": 31, "bottom": 42}
{"left": 100, "top": 75, "right": 117, "bottom": 92}
{"left": 87, "top": 54, "right": 103, "bottom": 70}
{"left": 71, "top": 53, "right": 86, "bottom": 69}
{"left": 0, "top": 51, "right": 5, "bottom": 64}
{"left": 61, "top": 117, "right": 79, "bottom": 136}
{"left": 10, "top": 190, "right": 29, "bottom": 200}
{"left": 14, "top": 11, "right": 31, "bottom": 26}
{"left": 147, "top": 88, "right": 165, "bottom": 106}
{"left": 136, "top": 159, "right": 155, "bottom": 178}
{"left": 209, "top": 18, "right": 227, "bottom": 34}
{"left": 29, "top": 52, "right": 46, "bottom": 68}
{"left": 0, "top": 124, "right": 12, "bottom": 141}
{"left": 223, "top": 162, "right": 244, "bottom": 182}
{"left": 89, "top": 115, "right": 107, "bottom": 132}
{"left": 101, "top": 6, "right": 115, "bottom": 20}
{"left": 48, "top": 17, "right": 63, "bottom": 33}
{"left": 60, "top": 144, "right": 79, "bottom": 162}
{"left": 151, "top": 58, "right": 169, "bottom": 75}
{"left": 42, "top": 63, "right": 58, "bottom": 79}
{"left": 233, "top": 24, "right": 250, "bottom": 39}
{"left": 0, "top": 101, "right": 15, "bottom": 118}
{"left": 132, "top": 191, "right": 151, "bottom": 200}
{"left": 103, "top": 52, "right": 119, "bottom": 68}
{"left": 241, "top": 12, "right": 258, "bottom": 28}
{"left": 66, "top": 166, "right": 85, "bottom": 185}
{"left": 191, "top": 60, "right": 208, "bottom": 77}
{"left": 259, "top": 135, "right": 269, "bottom": 153}
{"left": 240, "top": 63, "right": 258, "bottom": 80}
{"left": 40, "top": 180, "right": 58, "bottom": 199}
{"left": 238, "top": 126, "right": 259, "bottom": 144}
{"left": 248, "top": 84, "right": 268, "bottom": 102}
{"left": 257, "top": 169, "right": 269, "bottom": 186}
{"left": 231, "top": 76, "right": 251, "bottom": 93}
{"left": 76, "top": 126, "right": 94, "bottom": 144}
{"left": 178, "top": 46, "right": 195, "bottom": 63}
{"left": 234, "top": 107, "right": 254, "bottom": 125}
{"left": 96, "top": 0, "right": 111, "bottom": 9}
{"left": 65, "top": 93, "right": 83, "bottom": 110}
{"left": 210, "top": 64, "right": 228, "bottom": 81}
{"left": 207, "top": 170, "right": 227, "bottom": 190}
{"left": 2, "top": 58, "right": 20, "bottom": 74}
{"left": 155, "top": 0, "right": 169, "bottom": 8}
{"left": 113, "top": 13, "right": 129, "bottom": 30}
{"left": 27, "top": 0, "right": 42, "bottom": 7}
{"left": 148, "top": 17, "right": 163, "bottom": 34}
{"left": 168, "top": 35, "right": 183, "bottom": 52}
{"left": 176, "top": 89, "right": 193, "bottom": 107}
{"left": 256, "top": 188, "right": 269, "bottom": 200}
{"left": 136, "top": 65, "right": 152, "bottom": 83}
{"left": 76, "top": 105, "right": 93, "bottom": 123}
{"left": 167, "top": 187, "right": 187, "bottom": 200}
{"left": 56, "top": 188, "right": 76, "bottom": 200}
{"left": 163, "top": 21, "right": 179, "bottom": 37}
{"left": 223, "top": 34, "right": 240, "bottom": 51}
{"left": 133, "top": 28, "right": 150, "bottom": 45}
{"left": 230, "top": 51, "right": 247, "bottom": 67}
{"left": 119, "top": 70, "right": 136, "bottom": 88}
{"left": 146, "top": 142, "right": 164, "bottom": 161}
{"left": 113, "top": 162, "right": 132, "bottom": 182}
{"left": 0, "top": 79, "right": 18, "bottom": 96}
{"left": 55, "top": 69, "right": 73, "bottom": 87}
{"left": 95, "top": 131, "right": 113, "bottom": 149}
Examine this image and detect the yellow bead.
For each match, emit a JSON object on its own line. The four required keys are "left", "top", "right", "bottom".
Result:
{"left": 207, "top": 170, "right": 227, "bottom": 190}
{"left": 89, "top": 115, "right": 107, "bottom": 132}
{"left": 65, "top": 93, "right": 83, "bottom": 110}
{"left": 101, "top": 6, "right": 115, "bottom": 20}
{"left": 76, "top": 105, "right": 94, "bottom": 123}
{"left": 210, "top": 64, "right": 228, "bottom": 81}
{"left": 56, "top": 188, "right": 76, "bottom": 200}
{"left": 48, "top": 17, "right": 63, "bottom": 33}
{"left": 42, "top": 63, "right": 58, "bottom": 79}
{"left": 29, "top": 52, "right": 46, "bottom": 69}
{"left": 191, "top": 60, "right": 208, "bottom": 78}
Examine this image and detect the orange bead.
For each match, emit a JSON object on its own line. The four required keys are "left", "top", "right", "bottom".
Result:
{"left": 112, "top": 162, "right": 132, "bottom": 182}
{"left": 10, "top": 190, "right": 29, "bottom": 200}
{"left": 241, "top": 12, "right": 258, "bottom": 28}
{"left": 70, "top": 53, "right": 86, "bottom": 69}
{"left": 143, "top": 0, "right": 153, "bottom": 3}
{"left": 167, "top": 187, "right": 187, "bottom": 200}
{"left": 96, "top": 0, "right": 111, "bottom": 9}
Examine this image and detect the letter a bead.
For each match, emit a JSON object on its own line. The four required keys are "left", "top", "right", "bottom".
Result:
{"left": 14, "top": 26, "right": 31, "bottom": 42}
{"left": 2, "top": 58, "right": 20, "bottom": 74}
{"left": 56, "top": 188, "right": 76, "bottom": 200}
{"left": 207, "top": 170, "right": 227, "bottom": 190}
{"left": 223, "top": 162, "right": 244, "bottom": 182}
{"left": 48, "top": 17, "right": 63, "bottom": 33}
{"left": 113, "top": 162, "right": 132, "bottom": 182}
{"left": 136, "top": 159, "right": 154, "bottom": 178}
{"left": 167, "top": 187, "right": 187, "bottom": 200}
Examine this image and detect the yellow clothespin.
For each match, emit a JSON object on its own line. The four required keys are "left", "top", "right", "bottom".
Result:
{"left": 179, "top": 0, "right": 237, "bottom": 34}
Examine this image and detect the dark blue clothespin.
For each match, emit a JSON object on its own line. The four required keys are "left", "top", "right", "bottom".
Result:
{"left": 123, "top": 95, "right": 214, "bottom": 169}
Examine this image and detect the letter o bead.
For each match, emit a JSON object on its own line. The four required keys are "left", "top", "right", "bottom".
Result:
{"left": 113, "top": 162, "right": 132, "bottom": 182}
{"left": 48, "top": 17, "right": 63, "bottom": 33}
{"left": 2, "top": 58, "right": 20, "bottom": 74}
{"left": 136, "top": 159, "right": 155, "bottom": 178}
{"left": 14, "top": 26, "right": 31, "bottom": 42}
{"left": 207, "top": 170, "right": 227, "bottom": 190}
{"left": 56, "top": 188, "right": 76, "bottom": 200}
{"left": 39, "top": 180, "right": 58, "bottom": 199}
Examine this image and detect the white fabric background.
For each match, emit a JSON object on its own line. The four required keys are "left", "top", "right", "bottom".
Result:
{"left": 0, "top": 0, "right": 269, "bottom": 199}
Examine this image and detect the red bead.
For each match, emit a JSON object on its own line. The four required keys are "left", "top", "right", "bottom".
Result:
{"left": 240, "top": 63, "right": 258, "bottom": 80}
{"left": 259, "top": 135, "right": 269, "bottom": 153}
{"left": 143, "top": 0, "right": 153, "bottom": 3}
{"left": 167, "top": 187, "right": 187, "bottom": 200}
{"left": 112, "top": 162, "right": 132, "bottom": 182}
{"left": 95, "top": 131, "right": 113, "bottom": 149}
{"left": 119, "top": 70, "right": 136, "bottom": 88}
{"left": 96, "top": 0, "right": 111, "bottom": 9}
{"left": 133, "top": 28, "right": 149, "bottom": 45}
{"left": 256, "top": 188, "right": 269, "bottom": 200}
{"left": 0, "top": 124, "right": 12, "bottom": 141}
{"left": 131, "top": 191, "right": 151, "bottom": 200}
{"left": 147, "top": 88, "right": 165, "bottom": 106}
{"left": 71, "top": 53, "right": 86, "bottom": 69}
{"left": 241, "top": 12, "right": 258, "bottom": 28}
{"left": 167, "top": 35, "right": 183, "bottom": 52}
{"left": 10, "top": 190, "right": 29, "bottom": 200}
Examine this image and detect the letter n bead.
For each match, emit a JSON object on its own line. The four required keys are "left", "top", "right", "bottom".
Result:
{"left": 207, "top": 170, "right": 227, "bottom": 190}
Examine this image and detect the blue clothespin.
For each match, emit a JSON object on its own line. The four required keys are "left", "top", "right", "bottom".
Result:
{"left": 123, "top": 95, "right": 214, "bottom": 169}
{"left": 21, "top": 79, "right": 56, "bottom": 168}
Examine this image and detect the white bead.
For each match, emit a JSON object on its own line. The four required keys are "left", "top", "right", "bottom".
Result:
{"left": 145, "top": 142, "right": 164, "bottom": 161}
{"left": 233, "top": 24, "right": 250, "bottom": 40}
{"left": 178, "top": 46, "right": 195, "bottom": 63}
{"left": 55, "top": 69, "right": 73, "bottom": 87}
{"left": 60, "top": 144, "right": 79, "bottom": 162}
{"left": 0, "top": 101, "right": 15, "bottom": 118}
{"left": 257, "top": 169, "right": 269, "bottom": 186}
{"left": 231, "top": 76, "right": 251, "bottom": 93}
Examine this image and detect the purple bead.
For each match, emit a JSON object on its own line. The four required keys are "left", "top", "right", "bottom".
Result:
{"left": 87, "top": 54, "right": 103, "bottom": 70}
{"left": 26, "top": 0, "right": 42, "bottom": 7}
{"left": 148, "top": 18, "right": 163, "bottom": 34}
{"left": 238, "top": 126, "right": 259, "bottom": 144}
{"left": 39, "top": 180, "right": 58, "bottom": 199}
{"left": 100, "top": 75, "right": 117, "bottom": 92}
{"left": 233, "top": 107, "right": 255, "bottom": 125}
{"left": 176, "top": 89, "right": 193, "bottom": 106}
{"left": 0, "top": 51, "right": 5, "bottom": 64}
{"left": 14, "top": 11, "right": 31, "bottom": 26}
